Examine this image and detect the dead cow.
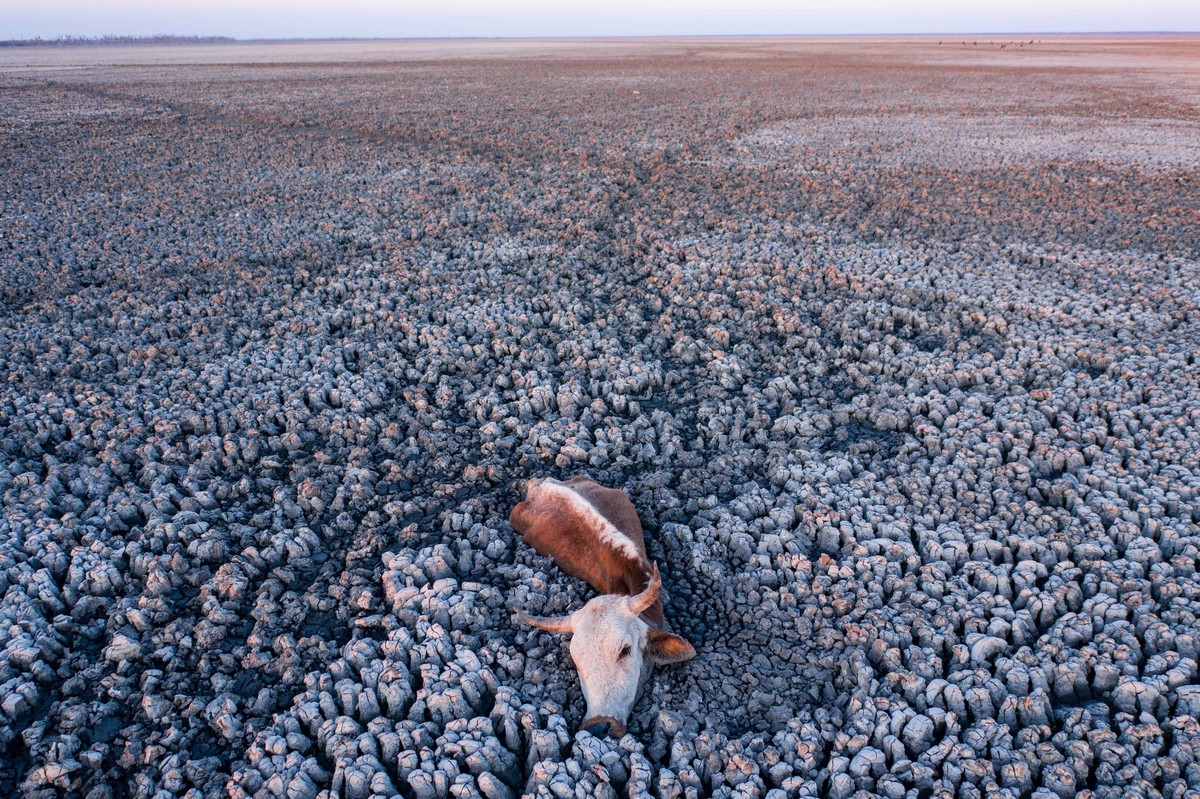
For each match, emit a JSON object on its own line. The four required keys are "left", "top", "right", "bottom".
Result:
{"left": 510, "top": 476, "right": 696, "bottom": 738}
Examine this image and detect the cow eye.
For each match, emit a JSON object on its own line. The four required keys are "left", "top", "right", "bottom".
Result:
{"left": 618, "top": 644, "right": 632, "bottom": 660}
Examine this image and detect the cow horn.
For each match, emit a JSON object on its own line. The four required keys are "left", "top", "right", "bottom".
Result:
{"left": 629, "top": 563, "right": 661, "bottom": 614}
{"left": 514, "top": 607, "right": 575, "bottom": 634}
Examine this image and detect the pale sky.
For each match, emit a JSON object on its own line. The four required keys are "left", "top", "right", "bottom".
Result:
{"left": 4, "top": 0, "right": 1198, "bottom": 41}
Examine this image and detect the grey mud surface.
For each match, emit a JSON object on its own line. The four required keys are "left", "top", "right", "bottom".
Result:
{"left": 1, "top": 35, "right": 1199, "bottom": 799}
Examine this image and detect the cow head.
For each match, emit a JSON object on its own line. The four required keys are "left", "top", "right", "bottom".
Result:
{"left": 516, "top": 564, "right": 696, "bottom": 737}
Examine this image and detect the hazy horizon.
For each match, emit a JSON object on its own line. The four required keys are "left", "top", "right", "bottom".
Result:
{"left": 4, "top": 0, "right": 1199, "bottom": 41}
{"left": 7, "top": 32, "right": 1200, "bottom": 43}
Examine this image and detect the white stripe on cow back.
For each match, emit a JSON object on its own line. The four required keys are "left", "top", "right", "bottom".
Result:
{"left": 536, "top": 479, "right": 643, "bottom": 562}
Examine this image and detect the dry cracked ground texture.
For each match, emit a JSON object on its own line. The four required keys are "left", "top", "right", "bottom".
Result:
{"left": 1, "top": 35, "right": 1199, "bottom": 799}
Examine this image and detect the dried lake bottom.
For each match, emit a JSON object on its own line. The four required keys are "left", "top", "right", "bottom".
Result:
{"left": 1, "top": 36, "right": 1199, "bottom": 799}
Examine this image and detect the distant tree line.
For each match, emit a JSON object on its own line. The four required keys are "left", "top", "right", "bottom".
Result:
{"left": 0, "top": 35, "right": 237, "bottom": 48}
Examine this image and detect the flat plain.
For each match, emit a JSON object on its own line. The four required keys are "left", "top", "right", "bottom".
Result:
{"left": 1, "top": 36, "right": 1199, "bottom": 799}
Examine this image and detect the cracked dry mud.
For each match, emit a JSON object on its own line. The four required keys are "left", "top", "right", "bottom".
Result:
{"left": 1, "top": 35, "right": 1199, "bottom": 799}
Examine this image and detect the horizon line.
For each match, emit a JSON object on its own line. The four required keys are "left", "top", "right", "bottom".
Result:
{"left": 4, "top": 30, "right": 1199, "bottom": 45}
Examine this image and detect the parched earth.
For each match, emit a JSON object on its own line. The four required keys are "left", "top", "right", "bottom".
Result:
{"left": 1, "top": 36, "right": 1199, "bottom": 799}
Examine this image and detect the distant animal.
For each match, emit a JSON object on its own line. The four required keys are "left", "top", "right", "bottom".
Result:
{"left": 510, "top": 476, "right": 695, "bottom": 738}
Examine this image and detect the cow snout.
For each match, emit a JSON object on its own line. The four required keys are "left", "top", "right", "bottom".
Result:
{"left": 584, "top": 720, "right": 609, "bottom": 737}
{"left": 580, "top": 716, "right": 625, "bottom": 738}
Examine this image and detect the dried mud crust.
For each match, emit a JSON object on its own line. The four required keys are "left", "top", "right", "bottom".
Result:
{"left": 2, "top": 37, "right": 1200, "bottom": 799}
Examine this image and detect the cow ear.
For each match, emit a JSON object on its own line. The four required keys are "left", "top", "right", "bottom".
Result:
{"left": 648, "top": 630, "right": 696, "bottom": 664}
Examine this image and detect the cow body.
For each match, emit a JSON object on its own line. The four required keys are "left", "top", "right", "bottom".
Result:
{"left": 510, "top": 476, "right": 664, "bottom": 625}
{"left": 510, "top": 476, "right": 694, "bottom": 737}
